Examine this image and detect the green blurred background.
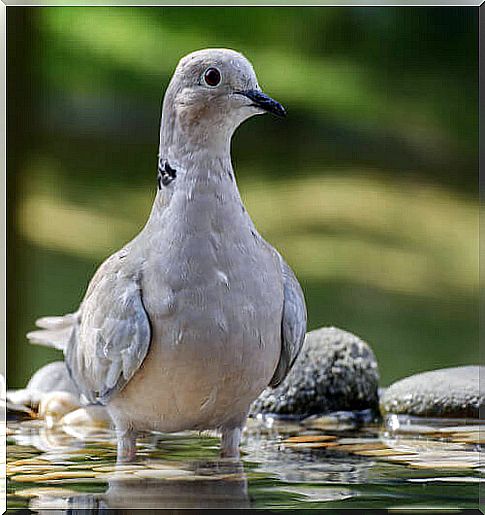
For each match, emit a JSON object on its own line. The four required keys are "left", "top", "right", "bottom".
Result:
{"left": 7, "top": 7, "right": 478, "bottom": 388}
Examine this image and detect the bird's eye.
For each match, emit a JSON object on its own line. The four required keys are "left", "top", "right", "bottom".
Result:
{"left": 203, "top": 67, "right": 222, "bottom": 87}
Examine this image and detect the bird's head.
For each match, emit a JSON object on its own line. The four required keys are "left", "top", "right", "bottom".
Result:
{"left": 160, "top": 48, "right": 286, "bottom": 154}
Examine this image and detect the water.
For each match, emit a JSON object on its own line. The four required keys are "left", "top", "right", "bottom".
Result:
{"left": 6, "top": 414, "right": 481, "bottom": 510}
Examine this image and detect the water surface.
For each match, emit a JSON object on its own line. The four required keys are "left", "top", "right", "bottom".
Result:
{"left": 6, "top": 414, "right": 481, "bottom": 510}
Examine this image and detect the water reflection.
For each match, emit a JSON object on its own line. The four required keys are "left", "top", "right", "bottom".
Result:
{"left": 7, "top": 416, "right": 482, "bottom": 511}
{"left": 105, "top": 462, "right": 248, "bottom": 510}
{"left": 245, "top": 434, "right": 375, "bottom": 486}
{"left": 32, "top": 461, "right": 249, "bottom": 511}
{"left": 9, "top": 421, "right": 110, "bottom": 456}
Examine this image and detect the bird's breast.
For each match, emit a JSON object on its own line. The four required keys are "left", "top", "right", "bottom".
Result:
{"left": 144, "top": 222, "right": 283, "bottom": 351}
{"left": 111, "top": 178, "right": 286, "bottom": 431}
{"left": 143, "top": 185, "right": 284, "bottom": 341}
{"left": 131, "top": 203, "right": 283, "bottom": 430}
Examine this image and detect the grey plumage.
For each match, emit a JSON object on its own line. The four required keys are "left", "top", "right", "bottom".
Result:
{"left": 65, "top": 253, "right": 151, "bottom": 405}
{"left": 27, "top": 313, "right": 77, "bottom": 350}
{"left": 270, "top": 255, "right": 307, "bottom": 388}
{"left": 27, "top": 48, "right": 306, "bottom": 461}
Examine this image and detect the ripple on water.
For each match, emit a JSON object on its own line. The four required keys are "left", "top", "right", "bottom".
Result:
{"left": 6, "top": 415, "right": 482, "bottom": 510}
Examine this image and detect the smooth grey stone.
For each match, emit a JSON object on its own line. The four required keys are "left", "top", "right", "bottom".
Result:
{"left": 251, "top": 327, "right": 380, "bottom": 417}
{"left": 380, "top": 366, "right": 484, "bottom": 419}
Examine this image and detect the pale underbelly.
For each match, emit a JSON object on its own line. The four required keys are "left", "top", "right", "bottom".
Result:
{"left": 109, "top": 296, "right": 282, "bottom": 432}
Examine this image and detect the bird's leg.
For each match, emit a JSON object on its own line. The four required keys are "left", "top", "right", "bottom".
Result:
{"left": 220, "top": 426, "right": 242, "bottom": 459}
{"left": 116, "top": 428, "right": 138, "bottom": 463}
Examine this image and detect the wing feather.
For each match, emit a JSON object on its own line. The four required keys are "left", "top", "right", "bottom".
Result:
{"left": 269, "top": 255, "right": 307, "bottom": 388}
{"left": 65, "top": 254, "right": 151, "bottom": 405}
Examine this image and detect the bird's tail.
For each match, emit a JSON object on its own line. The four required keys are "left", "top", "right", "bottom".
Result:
{"left": 26, "top": 313, "right": 77, "bottom": 352}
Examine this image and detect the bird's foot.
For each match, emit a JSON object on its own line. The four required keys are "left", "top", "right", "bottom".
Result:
{"left": 220, "top": 427, "right": 242, "bottom": 459}
{"left": 116, "top": 429, "right": 138, "bottom": 463}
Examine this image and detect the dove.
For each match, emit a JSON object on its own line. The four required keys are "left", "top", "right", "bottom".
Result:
{"left": 28, "top": 48, "right": 307, "bottom": 462}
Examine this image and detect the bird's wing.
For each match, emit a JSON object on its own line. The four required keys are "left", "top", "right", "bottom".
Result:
{"left": 269, "top": 255, "right": 307, "bottom": 388}
{"left": 65, "top": 252, "right": 151, "bottom": 405}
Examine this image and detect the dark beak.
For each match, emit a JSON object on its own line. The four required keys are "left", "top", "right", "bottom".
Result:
{"left": 236, "top": 89, "right": 286, "bottom": 118}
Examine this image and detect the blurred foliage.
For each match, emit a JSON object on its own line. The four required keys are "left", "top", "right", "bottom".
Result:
{"left": 8, "top": 7, "right": 478, "bottom": 388}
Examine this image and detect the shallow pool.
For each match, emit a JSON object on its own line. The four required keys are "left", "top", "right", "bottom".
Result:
{"left": 6, "top": 414, "right": 482, "bottom": 510}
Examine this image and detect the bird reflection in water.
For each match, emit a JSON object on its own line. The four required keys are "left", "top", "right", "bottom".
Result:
{"left": 31, "top": 459, "right": 249, "bottom": 512}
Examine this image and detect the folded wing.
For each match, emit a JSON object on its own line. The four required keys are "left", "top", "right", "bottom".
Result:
{"left": 269, "top": 255, "right": 307, "bottom": 388}
{"left": 28, "top": 251, "right": 152, "bottom": 406}
{"left": 66, "top": 266, "right": 151, "bottom": 405}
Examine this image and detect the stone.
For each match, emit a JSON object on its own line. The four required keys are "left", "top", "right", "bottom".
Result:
{"left": 250, "top": 327, "right": 380, "bottom": 417}
{"left": 92, "top": 465, "right": 143, "bottom": 473}
{"left": 282, "top": 441, "right": 338, "bottom": 449}
{"left": 301, "top": 409, "right": 375, "bottom": 431}
{"left": 283, "top": 435, "right": 337, "bottom": 443}
{"left": 353, "top": 448, "right": 413, "bottom": 457}
{"left": 331, "top": 442, "right": 387, "bottom": 452}
{"left": 380, "top": 366, "right": 484, "bottom": 419}
{"left": 407, "top": 460, "right": 477, "bottom": 470}
{"left": 408, "top": 477, "right": 480, "bottom": 483}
